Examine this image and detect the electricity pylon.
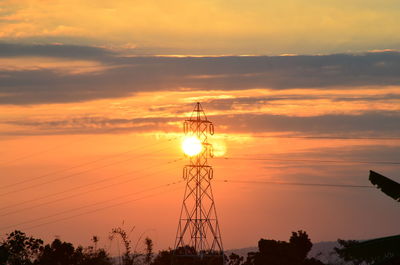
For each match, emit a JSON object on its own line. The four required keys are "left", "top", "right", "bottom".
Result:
{"left": 173, "top": 102, "right": 224, "bottom": 264}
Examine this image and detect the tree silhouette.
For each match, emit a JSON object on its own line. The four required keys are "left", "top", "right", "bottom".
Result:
{"left": 227, "top": 253, "right": 244, "bottom": 265}
{"left": 151, "top": 246, "right": 224, "bottom": 265}
{"left": 144, "top": 237, "right": 153, "bottom": 265}
{"left": 0, "top": 230, "right": 114, "bottom": 265}
{"left": 335, "top": 236, "right": 400, "bottom": 265}
{"left": 110, "top": 227, "right": 134, "bottom": 265}
{"left": 37, "top": 239, "right": 76, "bottom": 265}
{"left": 75, "top": 245, "right": 113, "bottom": 265}
{"left": 36, "top": 238, "right": 113, "bottom": 265}
{"left": 0, "top": 230, "right": 43, "bottom": 265}
{"left": 289, "top": 231, "right": 313, "bottom": 262}
{"left": 243, "top": 230, "right": 323, "bottom": 265}
{"left": 151, "top": 249, "right": 172, "bottom": 265}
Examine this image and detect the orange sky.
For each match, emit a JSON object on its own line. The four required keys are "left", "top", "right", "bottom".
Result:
{"left": 1, "top": 0, "right": 400, "bottom": 54}
{"left": 1, "top": 0, "right": 400, "bottom": 255}
{"left": 1, "top": 91, "right": 400, "bottom": 252}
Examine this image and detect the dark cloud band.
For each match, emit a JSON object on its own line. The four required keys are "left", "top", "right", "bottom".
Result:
{"left": 1, "top": 43, "right": 400, "bottom": 105}
{"left": 4, "top": 111, "right": 400, "bottom": 136}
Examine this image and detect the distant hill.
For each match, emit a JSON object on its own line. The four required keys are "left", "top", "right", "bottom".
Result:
{"left": 226, "top": 241, "right": 342, "bottom": 264}
{"left": 307, "top": 241, "right": 341, "bottom": 264}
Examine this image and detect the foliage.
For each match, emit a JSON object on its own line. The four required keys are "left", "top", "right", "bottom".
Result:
{"left": 289, "top": 230, "right": 313, "bottom": 262}
{"left": 150, "top": 249, "right": 172, "bottom": 265}
{"left": 0, "top": 229, "right": 329, "bottom": 265}
{"left": 144, "top": 237, "right": 153, "bottom": 265}
{"left": 150, "top": 231, "right": 319, "bottom": 265}
{"left": 227, "top": 253, "right": 244, "bottom": 265}
{"left": 151, "top": 246, "right": 224, "bottom": 265}
{"left": 0, "top": 230, "right": 43, "bottom": 265}
{"left": 110, "top": 226, "right": 142, "bottom": 265}
{"left": 37, "top": 239, "right": 76, "bottom": 265}
{"left": 36, "top": 238, "right": 112, "bottom": 265}
{"left": 0, "top": 244, "right": 9, "bottom": 264}
{"left": 75, "top": 245, "right": 113, "bottom": 265}
{"left": 0, "top": 231, "right": 112, "bottom": 265}
{"left": 335, "top": 236, "right": 400, "bottom": 265}
{"left": 92, "top": 236, "right": 99, "bottom": 251}
{"left": 334, "top": 239, "right": 364, "bottom": 265}
{"left": 242, "top": 230, "right": 322, "bottom": 265}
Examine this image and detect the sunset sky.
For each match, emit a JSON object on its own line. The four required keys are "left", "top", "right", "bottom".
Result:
{"left": 1, "top": 0, "right": 400, "bottom": 254}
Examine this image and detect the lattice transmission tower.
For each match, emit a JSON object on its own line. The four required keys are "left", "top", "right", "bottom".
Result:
{"left": 173, "top": 102, "right": 224, "bottom": 264}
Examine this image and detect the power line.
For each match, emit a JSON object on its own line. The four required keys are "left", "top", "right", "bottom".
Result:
{"left": 0, "top": 146, "right": 170, "bottom": 197}
{"left": 0, "top": 130, "right": 177, "bottom": 166}
{"left": 5, "top": 184, "right": 182, "bottom": 233}
{"left": 0, "top": 157, "right": 182, "bottom": 212}
{"left": 0, "top": 135, "right": 91, "bottom": 166}
{"left": 25, "top": 186, "right": 182, "bottom": 232}
{"left": 0, "top": 136, "right": 178, "bottom": 191}
{"left": 0, "top": 158, "right": 183, "bottom": 217}
{"left": 215, "top": 157, "right": 400, "bottom": 165}
{"left": 0, "top": 141, "right": 178, "bottom": 197}
{"left": 218, "top": 179, "right": 374, "bottom": 189}
{"left": 0, "top": 180, "right": 182, "bottom": 232}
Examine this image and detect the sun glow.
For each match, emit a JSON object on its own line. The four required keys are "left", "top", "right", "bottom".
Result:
{"left": 182, "top": 136, "right": 202, "bottom": 156}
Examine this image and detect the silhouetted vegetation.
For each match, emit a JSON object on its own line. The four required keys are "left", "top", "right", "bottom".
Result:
{"left": 0, "top": 230, "right": 111, "bottom": 265}
{"left": 242, "top": 230, "right": 324, "bottom": 265}
{"left": 38, "top": 238, "right": 112, "bottom": 265}
{"left": 144, "top": 238, "right": 153, "bottom": 265}
{"left": 110, "top": 227, "right": 136, "bottom": 265}
{"left": 227, "top": 253, "right": 244, "bottom": 265}
{"left": 331, "top": 170, "right": 400, "bottom": 265}
{"left": 0, "top": 229, "right": 329, "bottom": 265}
{"left": 335, "top": 236, "right": 400, "bottom": 265}
{"left": 150, "top": 246, "right": 224, "bottom": 265}
{"left": 0, "top": 230, "right": 43, "bottom": 265}
{"left": 3, "top": 228, "right": 398, "bottom": 265}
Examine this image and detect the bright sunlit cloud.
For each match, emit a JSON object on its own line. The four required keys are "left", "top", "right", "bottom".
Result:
{"left": 209, "top": 138, "right": 227, "bottom": 157}
{"left": 1, "top": 0, "right": 400, "bottom": 54}
{"left": 182, "top": 136, "right": 202, "bottom": 156}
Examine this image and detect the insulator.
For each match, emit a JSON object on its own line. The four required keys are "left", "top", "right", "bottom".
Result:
{"left": 183, "top": 121, "right": 189, "bottom": 134}
{"left": 183, "top": 167, "right": 188, "bottom": 180}
{"left": 209, "top": 145, "right": 214, "bottom": 158}
{"left": 209, "top": 123, "right": 214, "bottom": 135}
{"left": 209, "top": 167, "right": 214, "bottom": 179}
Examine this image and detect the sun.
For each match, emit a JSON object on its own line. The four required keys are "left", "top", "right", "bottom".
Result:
{"left": 182, "top": 136, "right": 202, "bottom": 156}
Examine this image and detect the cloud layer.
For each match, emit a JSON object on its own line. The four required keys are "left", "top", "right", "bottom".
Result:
{"left": 3, "top": 111, "right": 400, "bottom": 137}
{"left": 0, "top": 43, "right": 399, "bottom": 137}
{"left": 2, "top": 0, "right": 400, "bottom": 54}
{"left": 1, "top": 43, "right": 400, "bottom": 105}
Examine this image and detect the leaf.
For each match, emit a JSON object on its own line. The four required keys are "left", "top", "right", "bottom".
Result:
{"left": 369, "top": 170, "right": 400, "bottom": 202}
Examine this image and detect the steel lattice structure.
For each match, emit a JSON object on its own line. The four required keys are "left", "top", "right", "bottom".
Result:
{"left": 174, "top": 102, "right": 224, "bottom": 263}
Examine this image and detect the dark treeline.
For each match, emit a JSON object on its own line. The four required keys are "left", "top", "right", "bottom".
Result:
{"left": 0, "top": 230, "right": 112, "bottom": 265}
{"left": 1, "top": 229, "right": 399, "bottom": 265}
